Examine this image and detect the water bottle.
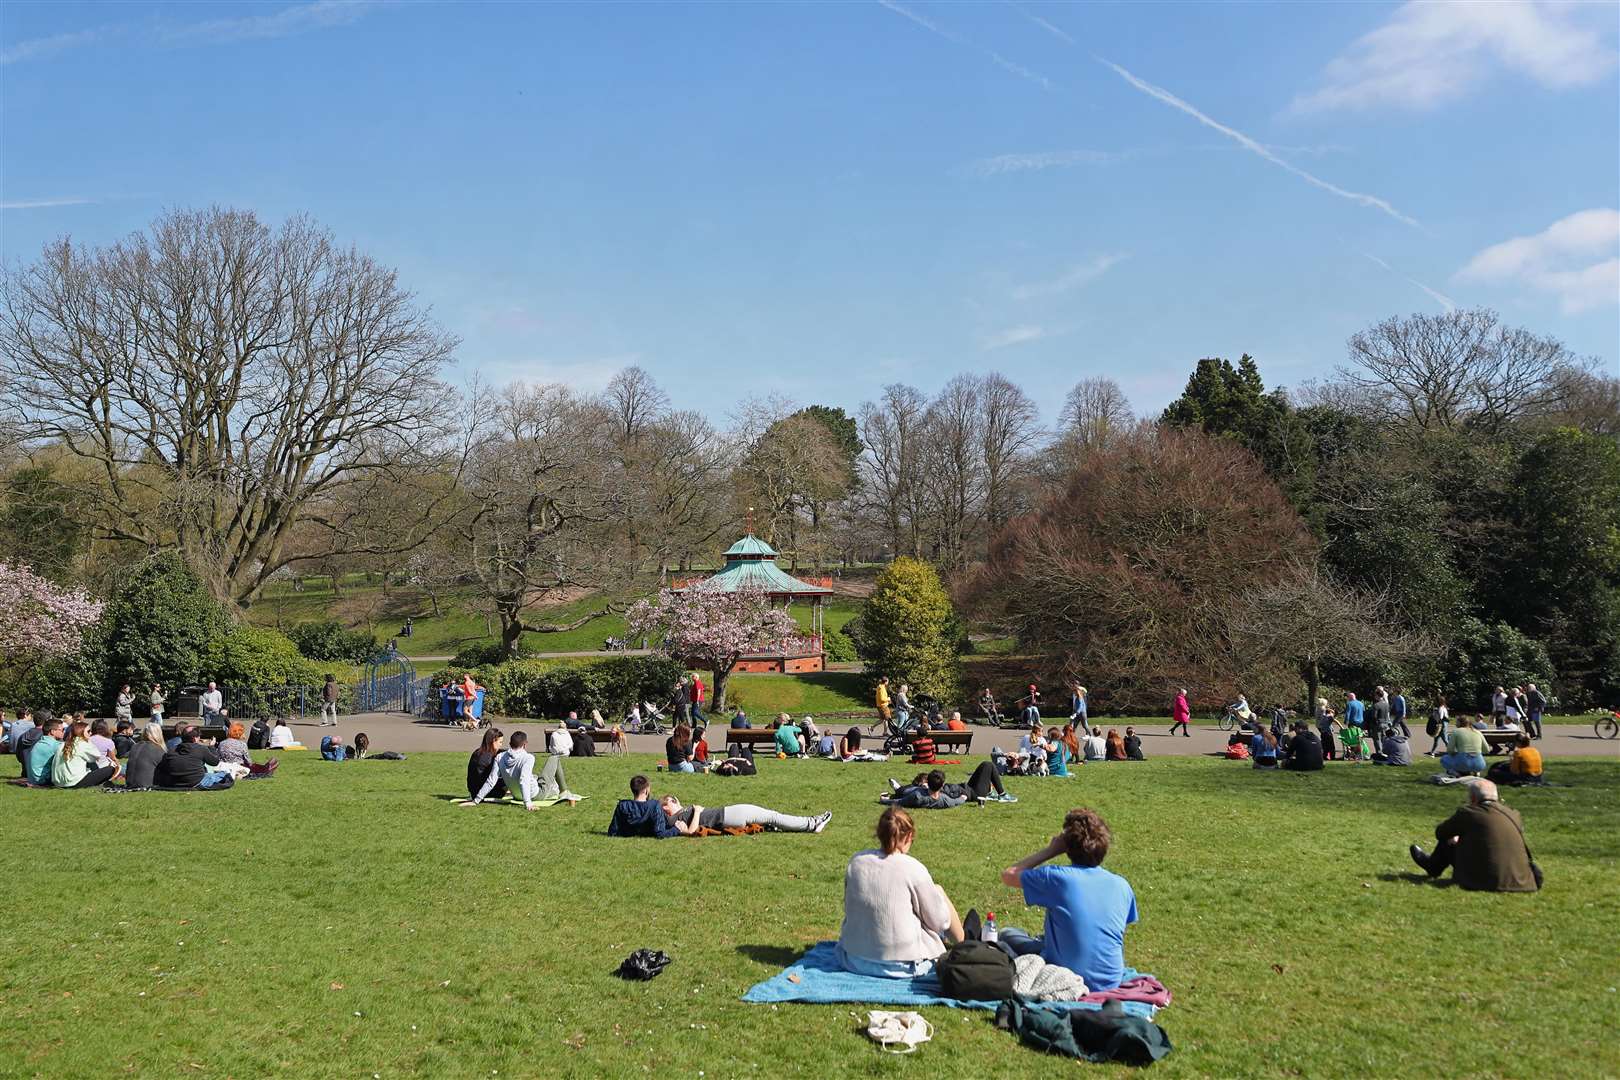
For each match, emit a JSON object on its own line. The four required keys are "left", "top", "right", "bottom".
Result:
{"left": 983, "top": 912, "right": 998, "bottom": 943}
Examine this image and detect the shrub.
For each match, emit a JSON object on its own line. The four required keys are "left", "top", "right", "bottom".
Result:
{"left": 482, "top": 655, "right": 686, "bottom": 719}
{"left": 854, "top": 557, "right": 961, "bottom": 702}
{"left": 1439, "top": 618, "right": 1556, "bottom": 714}
{"left": 822, "top": 627, "right": 856, "bottom": 663}
{"left": 288, "top": 620, "right": 377, "bottom": 663}
{"left": 99, "top": 552, "right": 231, "bottom": 696}
{"left": 450, "top": 641, "right": 512, "bottom": 670}
{"left": 203, "top": 625, "right": 320, "bottom": 689}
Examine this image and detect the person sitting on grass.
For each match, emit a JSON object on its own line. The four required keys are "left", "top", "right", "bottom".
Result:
{"left": 907, "top": 728, "right": 936, "bottom": 765}
{"left": 838, "top": 727, "right": 863, "bottom": 760}
{"left": 467, "top": 728, "right": 507, "bottom": 801}
{"left": 24, "top": 715, "right": 64, "bottom": 785}
{"left": 998, "top": 808, "right": 1139, "bottom": 991}
{"left": 268, "top": 718, "right": 296, "bottom": 750}
{"left": 666, "top": 723, "right": 701, "bottom": 773}
{"left": 659, "top": 795, "right": 830, "bottom": 835}
{"left": 1407, "top": 779, "right": 1539, "bottom": 892}
{"left": 607, "top": 774, "right": 680, "bottom": 838}
{"left": 1486, "top": 733, "right": 1543, "bottom": 786}
{"left": 1124, "top": 727, "right": 1145, "bottom": 760}
{"left": 88, "top": 718, "right": 117, "bottom": 761}
{"left": 1440, "top": 717, "right": 1489, "bottom": 777}
{"left": 217, "top": 722, "right": 253, "bottom": 769}
{"left": 123, "top": 722, "right": 166, "bottom": 788}
{"left": 1046, "top": 727, "right": 1071, "bottom": 777}
{"left": 1283, "top": 722, "right": 1324, "bottom": 771}
{"left": 1372, "top": 728, "right": 1412, "bottom": 766}
{"left": 465, "top": 730, "right": 578, "bottom": 810}
{"left": 773, "top": 714, "right": 805, "bottom": 757}
{"left": 52, "top": 719, "right": 120, "bottom": 789}
{"left": 887, "top": 765, "right": 1014, "bottom": 807}
{"left": 1060, "top": 723, "right": 1081, "bottom": 762}
{"left": 1251, "top": 727, "right": 1280, "bottom": 769}
{"left": 155, "top": 725, "right": 229, "bottom": 790}
{"left": 837, "top": 807, "right": 964, "bottom": 978}
{"left": 1105, "top": 728, "right": 1126, "bottom": 761}
{"left": 1083, "top": 726, "right": 1107, "bottom": 762}
{"left": 111, "top": 719, "right": 135, "bottom": 759}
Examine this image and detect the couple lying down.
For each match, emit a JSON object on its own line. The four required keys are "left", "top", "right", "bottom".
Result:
{"left": 837, "top": 806, "right": 1137, "bottom": 994}
{"left": 606, "top": 774, "right": 831, "bottom": 836}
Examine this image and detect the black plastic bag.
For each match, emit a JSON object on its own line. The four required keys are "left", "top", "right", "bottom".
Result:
{"left": 615, "top": 949, "right": 672, "bottom": 981}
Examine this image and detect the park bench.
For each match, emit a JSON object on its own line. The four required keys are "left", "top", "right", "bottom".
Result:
{"left": 930, "top": 731, "right": 973, "bottom": 754}
{"left": 549, "top": 727, "right": 624, "bottom": 754}
{"left": 724, "top": 729, "right": 780, "bottom": 751}
{"left": 1481, "top": 729, "right": 1523, "bottom": 755}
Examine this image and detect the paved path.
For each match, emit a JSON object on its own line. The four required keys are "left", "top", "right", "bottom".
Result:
{"left": 287, "top": 714, "right": 1620, "bottom": 760}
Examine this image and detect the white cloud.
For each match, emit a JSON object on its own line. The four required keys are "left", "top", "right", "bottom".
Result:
{"left": 878, "top": 0, "right": 1055, "bottom": 90}
{"left": 1012, "top": 254, "right": 1126, "bottom": 300}
{"left": 1293, "top": 1, "right": 1617, "bottom": 112}
{"left": 0, "top": 196, "right": 98, "bottom": 210}
{"left": 162, "top": 0, "right": 380, "bottom": 46}
{"left": 964, "top": 149, "right": 1133, "bottom": 176}
{"left": 1456, "top": 209, "right": 1620, "bottom": 314}
{"left": 1, "top": 1, "right": 382, "bottom": 66}
{"left": 981, "top": 325, "right": 1053, "bottom": 350}
{"left": 1, "top": 25, "right": 124, "bottom": 65}
{"left": 1361, "top": 252, "right": 1456, "bottom": 312}
{"left": 1010, "top": 3, "right": 1074, "bottom": 46}
{"left": 1097, "top": 57, "right": 1422, "bottom": 229}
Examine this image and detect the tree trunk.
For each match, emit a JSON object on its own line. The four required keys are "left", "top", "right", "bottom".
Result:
{"left": 427, "top": 589, "right": 442, "bottom": 618}
{"left": 1304, "top": 659, "right": 1320, "bottom": 719}
{"left": 713, "top": 666, "right": 731, "bottom": 712}
{"left": 497, "top": 598, "right": 524, "bottom": 659}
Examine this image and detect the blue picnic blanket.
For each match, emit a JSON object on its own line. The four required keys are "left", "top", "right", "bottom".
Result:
{"left": 741, "top": 941, "right": 1157, "bottom": 1017}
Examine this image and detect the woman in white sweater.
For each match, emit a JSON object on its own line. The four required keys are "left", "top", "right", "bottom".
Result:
{"left": 837, "top": 807, "right": 963, "bottom": 978}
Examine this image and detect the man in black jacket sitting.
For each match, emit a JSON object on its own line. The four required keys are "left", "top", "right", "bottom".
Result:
{"left": 155, "top": 725, "right": 226, "bottom": 789}
{"left": 1283, "top": 722, "right": 1324, "bottom": 771}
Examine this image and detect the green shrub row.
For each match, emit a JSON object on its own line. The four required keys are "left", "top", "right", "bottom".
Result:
{"left": 430, "top": 654, "right": 686, "bottom": 720}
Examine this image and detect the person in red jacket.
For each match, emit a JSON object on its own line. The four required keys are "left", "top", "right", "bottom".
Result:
{"left": 1169, "top": 688, "right": 1191, "bottom": 737}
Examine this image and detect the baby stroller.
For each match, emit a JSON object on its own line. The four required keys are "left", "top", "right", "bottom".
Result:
{"left": 880, "top": 712, "right": 922, "bottom": 756}
{"left": 913, "top": 693, "right": 944, "bottom": 729}
{"left": 627, "top": 701, "right": 666, "bottom": 735}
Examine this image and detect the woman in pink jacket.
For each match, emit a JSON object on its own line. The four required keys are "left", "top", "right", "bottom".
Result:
{"left": 1169, "top": 689, "right": 1191, "bottom": 737}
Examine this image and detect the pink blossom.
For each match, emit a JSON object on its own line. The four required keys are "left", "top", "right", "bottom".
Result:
{"left": 627, "top": 583, "right": 804, "bottom": 705}
{"left": 0, "top": 562, "right": 104, "bottom": 661}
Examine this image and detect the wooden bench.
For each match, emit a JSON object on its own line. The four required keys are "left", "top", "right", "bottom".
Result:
{"left": 723, "top": 729, "right": 779, "bottom": 748}
{"left": 930, "top": 731, "right": 973, "bottom": 754}
{"left": 547, "top": 727, "right": 625, "bottom": 754}
{"left": 1481, "top": 729, "right": 1523, "bottom": 755}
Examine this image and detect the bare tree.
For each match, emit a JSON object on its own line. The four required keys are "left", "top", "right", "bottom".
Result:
{"left": 1235, "top": 561, "right": 1436, "bottom": 713}
{"left": 1059, "top": 377, "right": 1134, "bottom": 450}
{"left": 732, "top": 398, "right": 852, "bottom": 568}
{"left": 979, "top": 373, "right": 1041, "bottom": 535}
{"left": 0, "top": 208, "right": 460, "bottom": 607}
{"left": 603, "top": 364, "right": 672, "bottom": 445}
{"left": 858, "top": 384, "right": 928, "bottom": 558}
{"left": 1340, "top": 309, "right": 1589, "bottom": 434}
{"left": 636, "top": 410, "right": 734, "bottom": 574}
{"left": 458, "top": 384, "right": 626, "bottom": 658}
{"left": 920, "top": 374, "right": 984, "bottom": 570}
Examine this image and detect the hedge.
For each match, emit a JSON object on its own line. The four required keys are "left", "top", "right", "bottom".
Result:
{"left": 437, "top": 655, "right": 687, "bottom": 719}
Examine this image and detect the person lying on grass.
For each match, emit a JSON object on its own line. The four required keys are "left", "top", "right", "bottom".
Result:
{"left": 658, "top": 795, "right": 831, "bottom": 835}
{"left": 1408, "top": 779, "right": 1539, "bottom": 892}
{"left": 884, "top": 765, "right": 1015, "bottom": 808}
{"left": 607, "top": 774, "right": 681, "bottom": 838}
{"left": 837, "top": 807, "right": 964, "bottom": 978}
{"left": 999, "top": 808, "right": 1139, "bottom": 992}
{"left": 464, "top": 730, "right": 579, "bottom": 810}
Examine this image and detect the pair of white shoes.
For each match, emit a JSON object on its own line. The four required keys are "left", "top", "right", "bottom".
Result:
{"left": 810, "top": 811, "right": 832, "bottom": 833}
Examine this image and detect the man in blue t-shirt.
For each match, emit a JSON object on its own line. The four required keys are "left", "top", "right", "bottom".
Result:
{"left": 998, "top": 808, "right": 1138, "bottom": 991}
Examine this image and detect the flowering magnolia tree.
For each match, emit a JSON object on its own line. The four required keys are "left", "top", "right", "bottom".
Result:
{"left": 0, "top": 562, "right": 104, "bottom": 674}
{"left": 626, "top": 583, "right": 802, "bottom": 710}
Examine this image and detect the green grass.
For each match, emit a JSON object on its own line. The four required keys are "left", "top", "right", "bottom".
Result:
{"left": 5, "top": 754, "right": 1616, "bottom": 1078}
{"left": 725, "top": 671, "right": 870, "bottom": 716}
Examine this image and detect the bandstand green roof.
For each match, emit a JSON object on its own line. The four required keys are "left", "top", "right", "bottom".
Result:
{"left": 685, "top": 534, "right": 831, "bottom": 597}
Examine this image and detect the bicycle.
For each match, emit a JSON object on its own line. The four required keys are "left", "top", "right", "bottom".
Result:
{"left": 1597, "top": 712, "right": 1619, "bottom": 740}
{"left": 1218, "top": 704, "right": 1258, "bottom": 732}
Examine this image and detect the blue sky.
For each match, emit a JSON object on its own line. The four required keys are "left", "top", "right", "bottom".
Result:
{"left": 3, "top": 1, "right": 1617, "bottom": 421}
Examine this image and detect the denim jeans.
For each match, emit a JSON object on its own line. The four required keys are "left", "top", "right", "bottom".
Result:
{"left": 836, "top": 943, "right": 938, "bottom": 979}
{"left": 672, "top": 761, "right": 695, "bottom": 773}
{"left": 997, "top": 927, "right": 1044, "bottom": 957}
{"left": 1440, "top": 751, "right": 1486, "bottom": 777}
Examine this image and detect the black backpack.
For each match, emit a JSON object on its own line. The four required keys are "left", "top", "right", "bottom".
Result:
{"left": 247, "top": 720, "right": 270, "bottom": 750}
{"left": 938, "top": 939, "right": 1014, "bottom": 1000}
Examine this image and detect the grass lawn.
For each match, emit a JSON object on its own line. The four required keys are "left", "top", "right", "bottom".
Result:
{"left": 725, "top": 671, "right": 870, "bottom": 716}
{"left": 4, "top": 754, "right": 1616, "bottom": 1078}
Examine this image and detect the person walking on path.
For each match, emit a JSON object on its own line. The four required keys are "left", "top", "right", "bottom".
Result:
{"left": 1525, "top": 684, "right": 1546, "bottom": 740}
{"left": 689, "top": 672, "right": 706, "bottom": 725}
{"left": 1390, "top": 688, "right": 1411, "bottom": 738}
{"left": 875, "top": 676, "right": 892, "bottom": 725}
{"left": 1426, "top": 695, "right": 1451, "bottom": 756}
{"left": 320, "top": 674, "right": 340, "bottom": 726}
{"left": 1169, "top": 689, "right": 1191, "bottom": 737}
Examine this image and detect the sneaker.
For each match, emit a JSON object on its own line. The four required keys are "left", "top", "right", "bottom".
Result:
{"left": 998, "top": 792, "right": 1018, "bottom": 803}
{"left": 887, "top": 777, "right": 902, "bottom": 793}
{"left": 812, "top": 812, "right": 832, "bottom": 833}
